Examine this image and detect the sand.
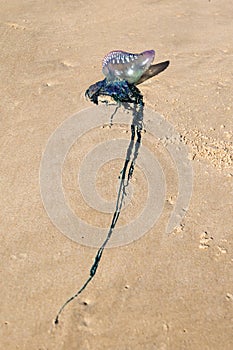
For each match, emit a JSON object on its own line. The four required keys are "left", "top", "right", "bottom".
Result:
{"left": 1, "top": 1, "right": 232, "bottom": 349}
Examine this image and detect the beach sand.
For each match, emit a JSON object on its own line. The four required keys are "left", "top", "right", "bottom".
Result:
{"left": 1, "top": 1, "right": 232, "bottom": 349}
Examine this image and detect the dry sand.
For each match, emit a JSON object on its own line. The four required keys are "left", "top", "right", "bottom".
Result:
{"left": 1, "top": 1, "right": 232, "bottom": 349}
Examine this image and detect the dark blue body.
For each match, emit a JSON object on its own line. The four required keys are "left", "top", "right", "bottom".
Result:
{"left": 85, "top": 78, "right": 144, "bottom": 106}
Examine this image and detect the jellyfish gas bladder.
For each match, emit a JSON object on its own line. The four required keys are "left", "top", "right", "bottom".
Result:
{"left": 102, "top": 50, "right": 155, "bottom": 84}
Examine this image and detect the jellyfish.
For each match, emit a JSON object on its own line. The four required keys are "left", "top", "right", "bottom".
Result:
{"left": 54, "top": 50, "right": 169, "bottom": 324}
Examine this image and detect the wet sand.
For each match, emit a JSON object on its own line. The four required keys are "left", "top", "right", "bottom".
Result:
{"left": 1, "top": 1, "right": 232, "bottom": 349}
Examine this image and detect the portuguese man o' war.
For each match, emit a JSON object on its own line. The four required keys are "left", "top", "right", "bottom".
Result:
{"left": 54, "top": 50, "right": 169, "bottom": 324}
{"left": 85, "top": 49, "right": 169, "bottom": 105}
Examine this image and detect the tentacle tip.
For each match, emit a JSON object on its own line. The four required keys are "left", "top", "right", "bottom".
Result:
{"left": 84, "top": 91, "right": 89, "bottom": 101}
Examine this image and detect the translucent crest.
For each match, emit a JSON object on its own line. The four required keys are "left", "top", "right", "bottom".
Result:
{"left": 102, "top": 50, "right": 155, "bottom": 84}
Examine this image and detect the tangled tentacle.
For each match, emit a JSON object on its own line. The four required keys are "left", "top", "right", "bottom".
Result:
{"left": 85, "top": 79, "right": 144, "bottom": 106}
